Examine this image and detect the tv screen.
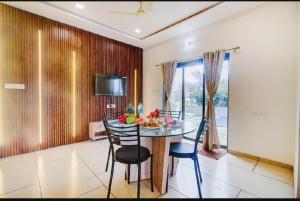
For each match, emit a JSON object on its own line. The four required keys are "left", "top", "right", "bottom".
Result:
{"left": 95, "top": 74, "right": 127, "bottom": 96}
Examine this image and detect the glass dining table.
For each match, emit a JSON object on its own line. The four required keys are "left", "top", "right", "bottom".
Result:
{"left": 107, "top": 119, "right": 196, "bottom": 138}
{"left": 107, "top": 119, "right": 197, "bottom": 194}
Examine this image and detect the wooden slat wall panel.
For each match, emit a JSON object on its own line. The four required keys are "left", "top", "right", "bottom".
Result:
{"left": 0, "top": 3, "right": 143, "bottom": 158}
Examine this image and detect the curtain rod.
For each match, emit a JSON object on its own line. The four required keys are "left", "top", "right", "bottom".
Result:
{"left": 155, "top": 46, "right": 240, "bottom": 67}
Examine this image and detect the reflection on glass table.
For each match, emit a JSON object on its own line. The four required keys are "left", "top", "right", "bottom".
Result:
{"left": 107, "top": 120, "right": 197, "bottom": 138}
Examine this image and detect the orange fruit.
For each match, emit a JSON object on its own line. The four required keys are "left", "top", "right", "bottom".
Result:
{"left": 134, "top": 118, "right": 139, "bottom": 123}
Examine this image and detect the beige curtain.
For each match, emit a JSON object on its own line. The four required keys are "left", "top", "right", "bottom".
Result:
{"left": 296, "top": 112, "right": 300, "bottom": 198}
{"left": 203, "top": 50, "right": 225, "bottom": 151}
{"left": 161, "top": 60, "right": 176, "bottom": 111}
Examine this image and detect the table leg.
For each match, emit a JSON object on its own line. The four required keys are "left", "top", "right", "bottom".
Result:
{"left": 152, "top": 137, "right": 170, "bottom": 194}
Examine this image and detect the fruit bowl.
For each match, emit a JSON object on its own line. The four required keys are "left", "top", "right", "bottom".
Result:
{"left": 118, "top": 113, "right": 140, "bottom": 125}
{"left": 140, "top": 120, "right": 164, "bottom": 129}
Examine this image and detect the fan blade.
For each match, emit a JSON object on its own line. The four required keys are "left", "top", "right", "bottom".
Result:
{"left": 109, "top": 11, "right": 137, "bottom": 16}
{"left": 141, "top": 1, "right": 153, "bottom": 12}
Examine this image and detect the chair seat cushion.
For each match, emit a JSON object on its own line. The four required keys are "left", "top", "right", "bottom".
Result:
{"left": 115, "top": 145, "right": 151, "bottom": 164}
{"left": 169, "top": 142, "right": 195, "bottom": 158}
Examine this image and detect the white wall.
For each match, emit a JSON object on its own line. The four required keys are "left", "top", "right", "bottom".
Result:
{"left": 143, "top": 2, "right": 298, "bottom": 165}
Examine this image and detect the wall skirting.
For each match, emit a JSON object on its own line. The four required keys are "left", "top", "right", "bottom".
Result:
{"left": 228, "top": 149, "right": 293, "bottom": 170}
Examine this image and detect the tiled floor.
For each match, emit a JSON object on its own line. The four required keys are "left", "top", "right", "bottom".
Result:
{"left": 0, "top": 140, "right": 294, "bottom": 198}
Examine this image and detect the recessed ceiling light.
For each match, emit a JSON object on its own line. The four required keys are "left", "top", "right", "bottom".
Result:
{"left": 75, "top": 3, "right": 84, "bottom": 9}
{"left": 134, "top": 29, "right": 141, "bottom": 33}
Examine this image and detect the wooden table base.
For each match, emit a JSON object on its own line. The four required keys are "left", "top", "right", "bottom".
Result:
{"left": 152, "top": 137, "right": 170, "bottom": 194}
{"left": 125, "top": 136, "right": 181, "bottom": 194}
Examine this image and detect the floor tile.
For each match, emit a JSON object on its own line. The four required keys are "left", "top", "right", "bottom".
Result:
{"left": 0, "top": 184, "right": 41, "bottom": 198}
{"left": 142, "top": 179, "right": 170, "bottom": 192}
{"left": 37, "top": 152, "right": 95, "bottom": 183}
{"left": 158, "top": 187, "right": 187, "bottom": 198}
{"left": 201, "top": 160, "right": 294, "bottom": 198}
{"left": 90, "top": 159, "right": 127, "bottom": 178}
{"left": 96, "top": 160, "right": 126, "bottom": 178}
{"left": 96, "top": 139, "right": 110, "bottom": 148}
{"left": 41, "top": 176, "right": 102, "bottom": 198}
{"left": 78, "top": 185, "right": 114, "bottom": 198}
{"left": 0, "top": 153, "right": 39, "bottom": 195}
{"left": 254, "top": 161, "right": 293, "bottom": 185}
{"left": 69, "top": 141, "right": 109, "bottom": 167}
{"left": 98, "top": 171, "right": 160, "bottom": 198}
{"left": 36, "top": 150, "right": 102, "bottom": 198}
{"left": 179, "top": 154, "right": 214, "bottom": 169}
{"left": 0, "top": 140, "right": 295, "bottom": 198}
{"left": 168, "top": 163, "right": 240, "bottom": 198}
{"left": 89, "top": 161, "right": 109, "bottom": 176}
{"left": 218, "top": 153, "right": 257, "bottom": 171}
{"left": 35, "top": 145, "right": 73, "bottom": 165}
{"left": 237, "top": 190, "right": 259, "bottom": 198}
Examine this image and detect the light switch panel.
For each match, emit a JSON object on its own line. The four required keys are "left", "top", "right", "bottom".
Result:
{"left": 4, "top": 83, "right": 25, "bottom": 90}
{"left": 107, "top": 104, "right": 116, "bottom": 109}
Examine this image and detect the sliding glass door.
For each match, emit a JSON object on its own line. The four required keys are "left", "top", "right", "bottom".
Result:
{"left": 169, "top": 68, "right": 182, "bottom": 112}
{"left": 183, "top": 62, "right": 205, "bottom": 127}
{"left": 170, "top": 56, "right": 229, "bottom": 147}
{"left": 214, "top": 60, "right": 229, "bottom": 146}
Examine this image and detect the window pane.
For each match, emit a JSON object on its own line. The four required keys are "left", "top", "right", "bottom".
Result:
{"left": 184, "top": 64, "right": 204, "bottom": 139}
{"left": 169, "top": 59, "right": 229, "bottom": 147}
{"left": 215, "top": 60, "right": 229, "bottom": 146}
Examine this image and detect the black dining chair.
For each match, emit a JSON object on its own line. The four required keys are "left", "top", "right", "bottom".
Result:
{"left": 104, "top": 111, "right": 124, "bottom": 173}
{"left": 104, "top": 111, "right": 136, "bottom": 184}
{"left": 167, "top": 116, "right": 209, "bottom": 198}
{"left": 103, "top": 113, "right": 154, "bottom": 198}
{"left": 160, "top": 110, "right": 182, "bottom": 120}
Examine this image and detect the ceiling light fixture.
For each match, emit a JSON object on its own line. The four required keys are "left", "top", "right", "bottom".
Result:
{"left": 75, "top": 3, "right": 84, "bottom": 10}
{"left": 134, "top": 29, "right": 141, "bottom": 33}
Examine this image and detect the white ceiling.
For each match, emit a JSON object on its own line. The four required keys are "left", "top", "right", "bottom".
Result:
{"left": 46, "top": 1, "right": 217, "bottom": 39}
{"left": 2, "top": 1, "right": 263, "bottom": 49}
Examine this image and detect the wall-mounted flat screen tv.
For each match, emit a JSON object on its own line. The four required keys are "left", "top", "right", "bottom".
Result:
{"left": 95, "top": 74, "right": 127, "bottom": 96}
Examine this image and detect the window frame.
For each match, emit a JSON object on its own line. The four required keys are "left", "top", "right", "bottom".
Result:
{"left": 173, "top": 53, "right": 229, "bottom": 147}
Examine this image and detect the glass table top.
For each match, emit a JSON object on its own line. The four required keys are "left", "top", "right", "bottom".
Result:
{"left": 107, "top": 120, "right": 197, "bottom": 138}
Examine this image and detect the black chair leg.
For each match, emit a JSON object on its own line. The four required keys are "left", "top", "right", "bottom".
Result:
{"left": 137, "top": 162, "right": 141, "bottom": 198}
{"left": 150, "top": 155, "right": 154, "bottom": 192}
{"left": 107, "top": 159, "right": 115, "bottom": 199}
{"left": 127, "top": 164, "right": 131, "bottom": 184}
{"left": 193, "top": 158, "right": 202, "bottom": 198}
{"left": 195, "top": 155, "right": 202, "bottom": 183}
{"left": 171, "top": 156, "right": 174, "bottom": 177}
{"left": 105, "top": 145, "right": 111, "bottom": 172}
{"left": 166, "top": 165, "right": 169, "bottom": 193}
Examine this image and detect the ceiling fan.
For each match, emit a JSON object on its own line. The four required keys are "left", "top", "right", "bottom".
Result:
{"left": 109, "top": 1, "right": 153, "bottom": 16}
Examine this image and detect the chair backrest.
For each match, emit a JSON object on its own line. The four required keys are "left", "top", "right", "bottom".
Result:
{"left": 193, "top": 116, "right": 210, "bottom": 154}
{"left": 103, "top": 113, "right": 141, "bottom": 159}
{"left": 160, "top": 110, "right": 182, "bottom": 120}
{"left": 103, "top": 111, "right": 123, "bottom": 145}
{"left": 105, "top": 110, "right": 124, "bottom": 120}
